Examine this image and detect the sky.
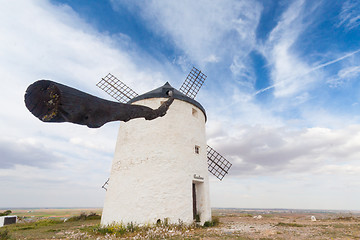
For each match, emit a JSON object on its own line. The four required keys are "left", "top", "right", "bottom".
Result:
{"left": 1, "top": 0, "right": 360, "bottom": 210}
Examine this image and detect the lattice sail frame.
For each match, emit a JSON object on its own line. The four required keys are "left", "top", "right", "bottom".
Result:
{"left": 179, "top": 66, "right": 207, "bottom": 99}
{"left": 207, "top": 145, "right": 232, "bottom": 180}
{"left": 97, "top": 73, "right": 139, "bottom": 103}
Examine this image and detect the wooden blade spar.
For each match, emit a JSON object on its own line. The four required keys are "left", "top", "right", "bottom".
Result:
{"left": 24, "top": 80, "right": 174, "bottom": 128}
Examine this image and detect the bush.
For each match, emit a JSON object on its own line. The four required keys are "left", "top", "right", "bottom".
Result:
{"left": 0, "top": 210, "right": 12, "bottom": 217}
{"left": 276, "top": 222, "right": 304, "bottom": 227}
{"left": 126, "top": 222, "right": 138, "bottom": 232}
{"left": 336, "top": 216, "right": 356, "bottom": 221}
{"left": 203, "top": 216, "right": 220, "bottom": 227}
{"left": 89, "top": 224, "right": 127, "bottom": 236}
{"left": 67, "top": 212, "right": 101, "bottom": 222}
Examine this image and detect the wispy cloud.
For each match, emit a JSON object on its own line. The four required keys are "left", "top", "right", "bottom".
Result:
{"left": 259, "top": 0, "right": 319, "bottom": 98}
{"left": 328, "top": 65, "right": 360, "bottom": 87}
{"left": 110, "top": 0, "right": 262, "bottom": 74}
{"left": 256, "top": 48, "right": 360, "bottom": 95}
{"left": 337, "top": 0, "right": 360, "bottom": 30}
{"left": 0, "top": 0, "right": 171, "bottom": 207}
{"left": 2, "top": 0, "right": 360, "bottom": 210}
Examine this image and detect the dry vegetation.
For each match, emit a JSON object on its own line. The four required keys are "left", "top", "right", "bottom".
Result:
{"left": 210, "top": 208, "right": 360, "bottom": 239}
{"left": 1, "top": 208, "right": 360, "bottom": 239}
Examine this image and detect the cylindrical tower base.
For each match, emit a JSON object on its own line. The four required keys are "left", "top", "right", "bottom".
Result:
{"left": 101, "top": 97, "right": 210, "bottom": 226}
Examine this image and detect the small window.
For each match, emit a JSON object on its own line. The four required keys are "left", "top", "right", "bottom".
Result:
{"left": 195, "top": 145, "right": 200, "bottom": 154}
{"left": 192, "top": 108, "right": 198, "bottom": 117}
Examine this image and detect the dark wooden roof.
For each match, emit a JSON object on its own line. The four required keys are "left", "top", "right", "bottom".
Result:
{"left": 128, "top": 82, "right": 207, "bottom": 121}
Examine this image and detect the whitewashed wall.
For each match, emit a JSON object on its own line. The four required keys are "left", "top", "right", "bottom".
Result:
{"left": 101, "top": 98, "right": 211, "bottom": 226}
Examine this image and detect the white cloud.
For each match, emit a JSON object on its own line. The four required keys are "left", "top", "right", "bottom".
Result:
{"left": 0, "top": 164, "right": 105, "bottom": 207}
{"left": 0, "top": 138, "right": 61, "bottom": 169}
{"left": 208, "top": 123, "right": 360, "bottom": 210}
{"left": 337, "top": 0, "right": 360, "bottom": 30}
{"left": 1, "top": 0, "right": 359, "bottom": 211}
{"left": 315, "top": 164, "right": 360, "bottom": 175}
{"left": 110, "top": 0, "right": 262, "bottom": 74}
{"left": 327, "top": 65, "right": 360, "bottom": 87}
{"left": 208, "top": 124, "right": 360, "bottom": 176}
{"left": 259, "top": 0, "right": 321, "bottom": 98}
{"left": 210, "top": 171, "right": 360, "bottom": 209}
{"left": 0, "top": 0, "right": 179, "bottom": 207}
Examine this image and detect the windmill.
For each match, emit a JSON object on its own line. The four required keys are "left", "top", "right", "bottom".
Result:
{"left": 98, "top": 67, "right": 232, "bottom": 226}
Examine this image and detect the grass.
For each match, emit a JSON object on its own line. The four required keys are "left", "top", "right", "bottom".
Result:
{"left": 335, "top": 216, "right": 359, "bottom": 221}
{"left": 3, "top": 212, "right": 220, "bottom": 239}
{"left": 10, "top": 208, "right": 102, "bottom": 218}
{"left": 320, "top": 224, "right": 360, "bottom": 239}
{"left": 85, "top": 219, "right": 203, "bottom": 239}
{"left": 0, "top": 228, "right": 12, "bottom": 240}
{"left": 276, "top": 222, "right": 305, "bottom": 227}
{"left": 85, "top": 223, "right": 138, "bottom": 237}
{"left": 10, "top": 219, "right": 63, "bottom": 232}
{"left": 3, "top": 208, "right": 360, "bottom": 239}
{"left": 2, "top": 212, "right": 101, "bottom": 240}
{"left": 81, "top": 216, "right": 221, "bottom": 239}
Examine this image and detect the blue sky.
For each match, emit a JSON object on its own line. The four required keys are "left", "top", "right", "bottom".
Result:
{"left": 1, "top": 0, "right": 360, "bottom": 210}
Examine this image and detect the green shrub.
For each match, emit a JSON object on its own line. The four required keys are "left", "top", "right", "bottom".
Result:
{"left": 203, "top": 216, "right": 220, "bottom": 227}
{"left": 67, "top": 212, "right": 101, "bottom": 222}
{"left": 203, "top": 221, "right": 211, "bottom": 227}
{"left": 163, "top": 218, "right": 169, "bottom": 226}
{"left": 335, "top": 216, "right": 356, "bottom": 221}
{"left": 0, "top": 210, "right": 12, "bottom": 217}
{"left": 126, "top": 222, "right": 138, "bottom": 232}
{"left": 0, "top": 228, "right": 12, "bottom": 240}
{"left": 86, "top": 212, "right": 101, "bottom": 220}
{"left": 276, "top": 222, "right": 304, "bottom": 227}
{"left": 88, "top": 223, "right": 127, "bottom": 236}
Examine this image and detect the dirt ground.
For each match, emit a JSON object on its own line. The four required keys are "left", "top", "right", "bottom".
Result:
{"left": 2, "top": 208, "right": 360, "bottom": 239}
{"left": 206, "top": 208, "right": 360, "bottom": 239}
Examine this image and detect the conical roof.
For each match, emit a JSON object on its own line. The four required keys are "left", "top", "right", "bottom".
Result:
{"left": 128, "top": 82, "right": 206, "bottom": 121}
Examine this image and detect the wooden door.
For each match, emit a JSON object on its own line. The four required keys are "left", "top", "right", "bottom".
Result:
{"left": 192, "top": 183, "right": 197, "bottom": 220}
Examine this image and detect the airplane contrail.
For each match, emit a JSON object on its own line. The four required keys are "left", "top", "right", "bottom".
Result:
{"left": 254, "top": 48, "right": 360, "bottom": 95}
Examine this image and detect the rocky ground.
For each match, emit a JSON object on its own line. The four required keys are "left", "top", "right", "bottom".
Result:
{"left": 2, "top": 208, "right": 360, "bottom": 239}
{"left": 205, "top": 208, "right": 360, "bottom": 239}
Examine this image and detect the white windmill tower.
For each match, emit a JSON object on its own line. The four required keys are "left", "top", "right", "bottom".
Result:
{"left": 97, "top": 67, "right": 232, "bottom": 226}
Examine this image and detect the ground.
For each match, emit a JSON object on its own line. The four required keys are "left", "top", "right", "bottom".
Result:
{"left": 1, "top": 208, "right": 359, "bottom": 239}
{"left": 210, "top": 209, "right": 360, "bottom": 239}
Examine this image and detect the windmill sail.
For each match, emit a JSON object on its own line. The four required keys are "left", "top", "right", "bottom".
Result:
{"left": 25, "top": 80, "right": 173, "bottom": 128}
{"left": 97, "top": 72, "right": 232, "bottom": 180}
{"left": 97, "top": 73, "right": 138, "bottom": 103}
{"left": 179, "top": 67, "right": 207, "bottom": 99}
{"left": 207, "top": 145, "right": 232, "bottom": 180}
{"left": 102, "top": 178, "right": 109, "bottom": 191}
